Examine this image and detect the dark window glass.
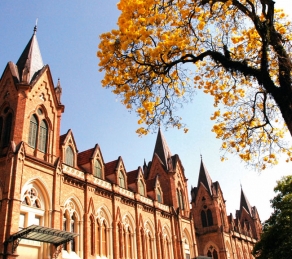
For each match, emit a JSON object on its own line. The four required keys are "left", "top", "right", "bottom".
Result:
{"left": 28, "top": 115, "right": 38, "bottom": 148}
{"left": 207, "top": 209, "right": 214, "bottom": 226}
{"left": 94, "top": 160, "right": 102, "bottom": 178}
{"left": 213, "top": 249, "right": 218, "bottom": 259}
{"left": 157, "top": 189, "right": 162, "bottom": 203}
{"left": 2, "top": 113, "right": 12, "bottom": 147}
{"left": 201, "top": 210, "right": 207, "bottom": 227}
{"left": 38, "top": 120, "right": 47, "bottom": 152}
{"left": 119, "top": 171, "right": 125, "bottom": 188}
{"left": 66, "top": 146, "right": 74, "bottom": 166}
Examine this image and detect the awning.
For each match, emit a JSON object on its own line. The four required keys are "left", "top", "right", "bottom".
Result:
{"left": 3, "top": 225, "right": 79, "bottom": 259}
{"left": 6, "top": 224, "right": 78, "bottom": 246}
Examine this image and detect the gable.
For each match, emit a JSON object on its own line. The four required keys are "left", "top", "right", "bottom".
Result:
{"left": 147, "top": 153, "right": 168, "bottom": 180}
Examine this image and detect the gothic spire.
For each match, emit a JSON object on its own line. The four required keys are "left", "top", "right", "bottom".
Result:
{"left": 16, "top": 25, "right": 44, "bottom": 83}
{"left": 240, "top": 187, "right": 252, "bottom": 215}
{"left": 197, "top": 157, "right": 213, "bottom": 195}
{"left": 153, "top": 128, "right": 172, "bottom": 169}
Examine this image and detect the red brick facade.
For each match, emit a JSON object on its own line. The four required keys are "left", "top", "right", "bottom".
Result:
{"left": 0, "top": 29, "right": 260, "bottom": 259}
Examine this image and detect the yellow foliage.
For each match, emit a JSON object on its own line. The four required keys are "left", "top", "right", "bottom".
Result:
{"left": 98, "top": 0, "right": 292, "bottom": 170}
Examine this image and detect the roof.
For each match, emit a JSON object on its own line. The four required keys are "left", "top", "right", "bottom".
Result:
{"left": 104, "top": 159, "right": 119, "bottom": 176}
{"left": 16, "top": 26, "right": 44, "bottom": 83}
{"left": 6, "top": 225, "right": 78, "bottom": 247}
{"left": 78, "top": 148, "right": 94, "bottom": 165}
{"left": 240, "top": 188, "right": 252, "bottom": 215}
{"left": 153, "top": 128, "right": 172, "bottom": 170}
{"left": 127, "top": 168, "right": 139, "bottom": 185}
{"left": 197, "top": 159, "right": 213, "bottom": 195}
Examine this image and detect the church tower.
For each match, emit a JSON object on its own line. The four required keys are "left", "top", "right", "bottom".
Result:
{"left": 191, "top": 159, "right": 261, "bottom": 259}
{"left": 0, "top": 27, "right": 65, "bottom": 258}
{"left": 143, "top": 128, "right": 197, "bottom": 258}
{"left": 191, "top": 158, "right": 228, "bottom": 258}
{"left": 0, "top": 26, "right": 64, "bottom": 161}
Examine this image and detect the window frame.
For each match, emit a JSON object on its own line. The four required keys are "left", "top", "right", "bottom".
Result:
{"left": 65, "top": 146, "right": 74, "bottom": 167}
{"left": 94, "top": 159, "right": 102, "bottom": 178}
{"left": 119, "top": 171, "right": 126, "bottom": 188}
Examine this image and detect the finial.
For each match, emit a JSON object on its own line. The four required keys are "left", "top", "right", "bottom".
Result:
{"left": 240, "top": 181, "right": 242, "bottom": 189}
{"left": 200, "top": 153, "right": 202, "bottom": 160}
{"left": 33, "top": 18, "right": 38, "bottom": 34}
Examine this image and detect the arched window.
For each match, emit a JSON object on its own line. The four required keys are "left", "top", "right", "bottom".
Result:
{"left": 164, "top": 236, "right": 170, "bottom": 259}
{"left": 138, "top": 179, "right": 145, "bottom": 196}
{"left": 127, "top": 228, "right": 133, "bottom": 258}
{"left": 207, "top": 209, "right": 214, "bottom": 226}
{"left": 177, "top": 189, "right": 181, "bottom": 208}
{"left": 101, "top": 221, "right": 107, "bottom": 256}
{"left": 147, "top": 232, "right": 152, "bottom": 259}
{"left": 201, "top": 210, "right": 207, "bottom": 227}
{"left": 118, "top": 224, "right": 123, "bottom": 258}
{"left": 38, "top": 120, "right": 47, "bottom": 152}
{"left": 66, "top": 146, "right": 74, "bottom": 166}
{"left": 2, "top": 112, "right": 12, "bottom": 147}
{"left": 63, "top": 200, "right": 80, "bottom": 254}
{"left": 213, "top": 249, "right": 218, "bottom": 259}
{"left": 28, "top": 113, "right": 49, "bottom": 153}
{"left": 119, "top": 171, "right": 125, "bottom": 188}
{"left": 28, "top": 115, "right": 38, "bottom": 148}
{"left": 177, "top": 189, "right": 185, "bottom": 210}
{"left": 157, "top": 188, "right": 162, "bottom": 203}
{"left": 94, "top": 159, "right": 102, "bottom": 178}
{"left": 96, "top": 221, "right": 101, "bottom": 255}
{"left": 180, "top": 190, "right": 185, "bottom": 210}
{"left": 90, "top": 217, "right": 94, "bottom": 255}
{"left": 20, "top": 185, "right": 46, "bottom": 230}
{"left": 70, "top": 214, "right": 76, "bottom": 252}
{"left": 207, "top": 247, "right": 218, "bottom": 259}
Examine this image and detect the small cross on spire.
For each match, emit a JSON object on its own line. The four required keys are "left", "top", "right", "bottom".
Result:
{"left": 33, "top": 18, "right": 38, "bottom": 34}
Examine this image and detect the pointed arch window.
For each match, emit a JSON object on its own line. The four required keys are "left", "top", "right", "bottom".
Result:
{"left": 96, "top": 221, "right": 101, "bottom": 255}
{"left": 138, "top": 179, "right": 145, "bottom": 196}
{"left": 28, "top": 112, "right": 48, "bottom": 153}
{"left": 119, "top": 171, "right": 125, "bottom": 188}
{"left": 157, "top": 188, "right": 162, "bottom": 203}
{"left": 20, "top": 184, "right": 45, "bottom": 232}
{"left": 177, "top": 189, "right": 185, "bottom": 210}
{"left": 201, "top": 210, "right": 207, "bottom": 227}
{"left": 38, "top": 120, "right": 48, "bottom": 152}
{"left": 127, "top": 228, "right": 133, "bottom": 258}
{"left": 28, "top": 115, "right": 38, "bottom": 148}
{"left": 2, "top": 112, "right": 12, "bottom": 147}
{"left": 90, "top": 217, "right": 94, "bottom": 255}
{"left": 207, "top": 209, "right": 214, "bottom": 226}
{"left": 180, "top": 190, "right": 185, "bottom": 210}
{"left": 207, "top": 247, "right": 218, "bottom": 259}
{"left": 118, "top": 224, "right": 123, "bottom": 258}
{"left": 146, "top": 232, "right": 152, "bottom": 259}
{"left": 63, "top": 200, "right": 80, "bottom": 255}
{"left": 66, "top": 146, "right": 74, "bottom": 166}
{"left": 70, "top": 214, "right": 76, "bottom": 252}
{"left": 0, "top": 117, "right": 3, "bottom": 147}
{"left": 101, "top": 221, "right": 107, "bottom": 256}
{"left": 94, "top": 159, "right": 102, "bottom": 178}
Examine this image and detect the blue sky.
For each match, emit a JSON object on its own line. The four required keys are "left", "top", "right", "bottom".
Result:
{"left": 0, "top": 0, "right": 291, "bottom": 221}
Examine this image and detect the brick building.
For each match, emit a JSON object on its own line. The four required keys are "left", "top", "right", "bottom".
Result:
{"left": 0, "top": 28, "right": 261, "bottom": 259}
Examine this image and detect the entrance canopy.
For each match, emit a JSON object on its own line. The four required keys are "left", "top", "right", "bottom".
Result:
{"left": 6, "top": 224, "right": 78, "bottom": 246}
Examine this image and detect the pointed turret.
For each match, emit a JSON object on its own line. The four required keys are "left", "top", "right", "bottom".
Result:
{"left": 197, "top": 157, "right": 213, "bottom": 195}
{"left": 153, "top": 128, "right": 172, "bottom": 169}
{"left": 240, "top": 187, "right": 252, "bottom": 215}
{"left": 16, "top": 25, "right": 44, "bottom": 83}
